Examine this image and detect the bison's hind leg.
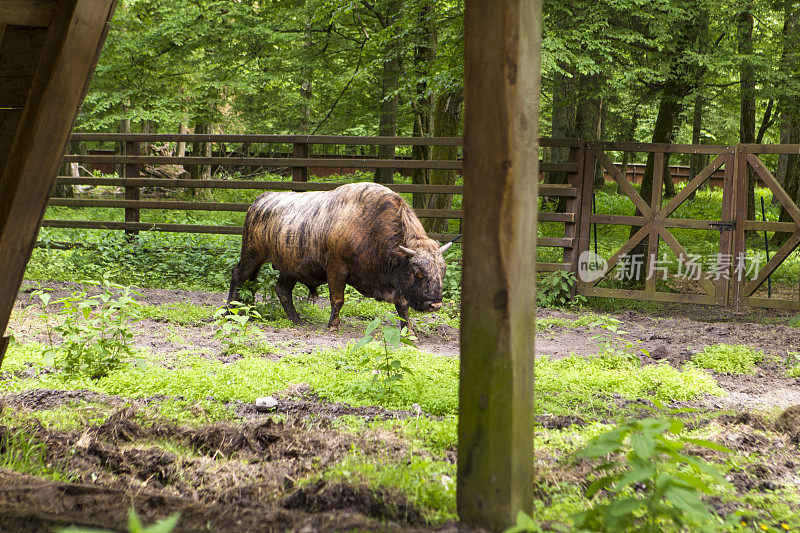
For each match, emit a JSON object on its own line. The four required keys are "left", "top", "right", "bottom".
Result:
{"left": 276, "top": 274, "right": 304, "bottom": 324}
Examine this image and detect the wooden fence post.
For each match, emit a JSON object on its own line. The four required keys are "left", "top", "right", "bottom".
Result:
{"left": 124, "top": 140, "right": 140, "bottom": 236}
{"left": 732, "top": 144, "right": 748, "bottom": 308}
{"left": 457, "top": 0, "right": 540, "bottom": 529}
{"left": 292, "top": 140, "right": 309, "bottom": 182}
{"left": 563, "top": 141, "right": 585, "bottom": 286}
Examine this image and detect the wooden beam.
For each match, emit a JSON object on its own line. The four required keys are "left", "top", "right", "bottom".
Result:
{"left": 458, "top": 0, "right": 540, "bottom": 528}
{"left": 0, "top": 0, "right": 56, "bottom": 27}
{"left": 0, "top": 0, "right": 117, "bottom": 356}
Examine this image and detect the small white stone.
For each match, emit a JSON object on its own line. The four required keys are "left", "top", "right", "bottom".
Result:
{"left": 255, "top": 396, "right": 279, "bottom": 411}
{"left": 411, "top": 403, "right": 422, "bottom": 417}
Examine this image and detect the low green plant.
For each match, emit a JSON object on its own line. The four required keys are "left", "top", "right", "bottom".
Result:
{"left": 212, "top": 302, "right": 262, "bottom": 353}
{"left": 34, "top": 275, "right": 141, "bottom": 379}
{"left": 57, "top": 507, "right": 180, "bottom": 533}
{"left": 573, "top": 414, "right": 731, "bottom": 532}
{"left": 347, "top": 314, "right": 416, "bottom": 395}
{"left": 0, "top": 425, "right": 74, "bottom": 482}
{"left": 690, "top": 344, "right": 764, "bottom": 374}
{"left": 537, "top": 271, "right": 586, "bottom": 308}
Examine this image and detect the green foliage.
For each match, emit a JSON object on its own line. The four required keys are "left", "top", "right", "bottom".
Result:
{"left": 690, "top": 344, "right": 764, "bottom": 374}
{"left": 212, "top": 302, "right": 262, "bottom": 353}
{"left": 537, "top": 271, "right": 586, "bottom": 309}
{"left": 345, "top": 314, "right": 417, "bottom": 396}
{"left": 57, "top": 508, "right": 180, "bottom": 533}
{"left": 319, "top": 449, "right": 456, "bottom": 523}
{"left": 34, "top": 276, "right": 141, "bottom": 379}
{"left": 573, "top": 415, "right": 731, "bottom": 532}
{"left": 0, "top": 425, "right": 74, "bottom": 482}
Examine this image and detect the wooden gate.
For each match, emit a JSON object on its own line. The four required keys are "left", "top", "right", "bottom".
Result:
{"left": 732, "top": 145, "right": 800, "bottom": 309}
{"left": 577, "top": 143, "right": 736, "bottom": 305}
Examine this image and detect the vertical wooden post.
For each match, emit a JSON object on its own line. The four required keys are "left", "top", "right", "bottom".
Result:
{"left": 717, "top": 149, "right": 736, "bottom": 305}
{"left": 646, "top": 151, "right": 664, "bottom": 294}
{"left": 124, "top": 140, "right": 140, "bottom": 236}
{"left": 0, "top": 0, "right": 117, "bottom": 364}
{"left": 292, "top": 139, "right": 309, "bottom": 182}
{"left": 732, "top": 144, "right": 748, "bottom": 307}
{"left": 563, "top": 141, "right": 585, "bottom": 281}
{"left": 577, "top": 144, "right": 598, "bottom": 291}
{"left": 458, "top": 0, "right": 540, "bottom": 529}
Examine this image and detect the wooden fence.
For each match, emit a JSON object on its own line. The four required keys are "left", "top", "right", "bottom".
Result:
{"left": 48, "top": 135, "right": 800, "bottom": 309}
{"left": 49, "top": 134, "right": 585, "bottom": 274}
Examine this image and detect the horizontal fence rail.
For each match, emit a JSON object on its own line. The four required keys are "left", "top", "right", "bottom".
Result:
{"left": 46, "top": 135, "right": 586, "bottom": 274}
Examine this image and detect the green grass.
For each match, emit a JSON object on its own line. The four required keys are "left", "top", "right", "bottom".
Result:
{"left": 690, "top": 344, "right": 764, "bottom": 374}
{"left": 0, "top": 423, "right": 75, "bottom": 482}
{"left": 138, "top": 302, "right": 215, "bottom": 325}
{"left": 314, "top": 448, "right": 456, "bottom": 524}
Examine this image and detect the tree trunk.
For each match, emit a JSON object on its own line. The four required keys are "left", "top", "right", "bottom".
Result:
{"left": 190, "top": 122, "right": 212, "bottom": 196}
{"left": 773, "top": 1, "right": 800, "bottom": 245}
{"left": 424, "top": 90, "right": 462, "bottom": 234}
{"left": 411, "top": 0, "right": 436, "bottom": 209}
{"left": 738, "top": 3, "right": 757, "bottom": 222}
{"left": 55, "top": 140, "right": 80, "bottom": 198}
{"left": 775, "top": 113, "right": 789, "bottom": 205}
{"left": 374, "top": 0, "right": 403, "bottom": 184}
{"left": 300, "top": 10, "right": 313, "bottom": 134}
{"left": 547, "top": 66, "right": 577, "bottom": 186}
{"left": 574, "top": 73, "right": 604, "bottom": 188}
{"left": 688, "top": 94, "right": 707, "bottom": 201}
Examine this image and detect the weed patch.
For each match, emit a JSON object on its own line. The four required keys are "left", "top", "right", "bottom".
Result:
{"left": 691, "top": 344, "right": 764, "bottom": 374}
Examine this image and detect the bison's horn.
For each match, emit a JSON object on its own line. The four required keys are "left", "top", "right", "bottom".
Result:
{"left": 399, "top": 246, "right": 416, "bottom": 257}
{"left": 439, "top": 242, "right": 453, "bottom": 254}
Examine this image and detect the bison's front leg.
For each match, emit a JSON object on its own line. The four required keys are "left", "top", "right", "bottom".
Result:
{"left": 395, "top": 299, "right": 413, "bottom": 334}
{"left": 275, "top": 273, "right": 303, "bottom": 324}
{"left": 326, "top": 264, "right": 347, "bottom": 330}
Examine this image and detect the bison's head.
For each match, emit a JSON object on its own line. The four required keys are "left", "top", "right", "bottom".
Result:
{"left": 397, "top": 241, "right": 452, "bottom": 312}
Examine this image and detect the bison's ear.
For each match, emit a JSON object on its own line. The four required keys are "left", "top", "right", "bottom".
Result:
{"left": 439, "top": 242, "right": 452, "bottom": 254}
{"left": 399, "top": 246, "right": 417, "bottom": 257}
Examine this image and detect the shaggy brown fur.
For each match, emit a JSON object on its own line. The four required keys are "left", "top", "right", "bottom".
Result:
{"left": 228, "top": 182, "right": 449, "bottom": 329}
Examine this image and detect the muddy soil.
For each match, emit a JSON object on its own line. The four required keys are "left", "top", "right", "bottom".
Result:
{"left": 5, "top": 281, "right": 800, "bottom": 530}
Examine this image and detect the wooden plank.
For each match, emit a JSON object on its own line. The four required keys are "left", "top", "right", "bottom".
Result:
{"left": 740, "top": 143, "right": 800, "bottom": 155}
{"left": 538, "top": 211, "right": 574, "bottom": 223}
{"left": 63, "top": 154, "right": 465, "bottom": 170}
{"left": 537, "top": 262, "right": 570, "bottom": 272}
{"left": 0, "top": 0, "right": 56, "bottom": 27}
{"left": 538, "top": 184, "right": 578, "bottom": 197}
{"left": 292, "top": 141, "right": 309, "bottom": 182}
{"left": 716, "top": 153, "right": 736, "bottom": 305}
{"left": 594, "top": 149, "right": 652, "bottom": 218}
{"left": 742, "top": 297, "right": 800, "bottom": 310}
{"left": 732, "top": 146, "right": 748, "bottom": 306}
{"left": 744, "top": 220, "right": 797, "bottom": 232}
{"left": 585, "top": 286, "right": 717, "bottom": 305}
{"left": 42, "top": 220, "right": 243, "bottom": 234}
{"left": 590, "top": 214, "right": 737, "bottom": 231}
{"left": 54, "top": 176, "right": 465, "bottom": 193}
{"left": 458, "top": 0, "right": 539, "bottom": 527}
{"left": 0, "top": 0, "right": 118, "bottom": 359}
{"left": 537, "top": 237, "right": 574, "bottom": 248}
{"left": 589, "top": 141, "right": 731, "bottom": 155}
{"left": 46, "top": 198, "right": 464, "bottom": 219}
{"left": 69, "top": 133, "right": 464, "bottom": 146}
{"left": 646, "top": 152, "right": 663, "bottom": 293}
{"left": 562, "top": 142, "right": 585, "bottom": 277}
{"left": 540, "top": 138, "right": 582, "bottom": 148}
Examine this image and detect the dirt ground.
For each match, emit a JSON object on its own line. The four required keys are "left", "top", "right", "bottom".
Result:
{"left": 3, "top": 281, "right": 800, "bottom": 531}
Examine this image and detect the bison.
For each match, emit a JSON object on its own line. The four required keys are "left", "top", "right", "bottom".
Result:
{"left": 227, "top": 182, "right": 452, "bottom": 330}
